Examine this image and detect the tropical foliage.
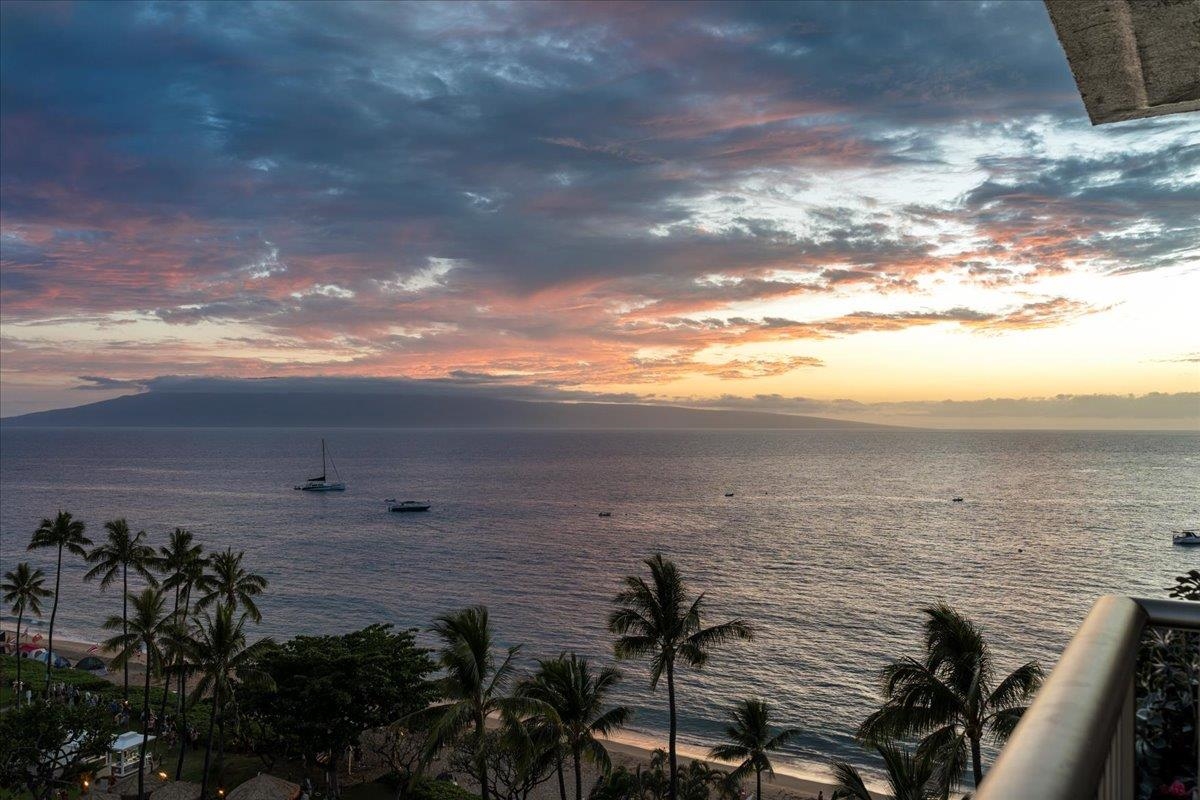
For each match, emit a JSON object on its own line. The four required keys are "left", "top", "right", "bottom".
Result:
{"left": 609, "top": 554, "right": 753, "bottom": 800}
{"left": 2, "top": 562, "right": 52, "bottom": 706}
{"left": 856, "top": 602, "right": 1043, "bottom": 789}
{"left": 708, "top": 699, "right": 798, "bottom": 800}
{"left": 830, "top": 744, "right": 943, "bottom": 800}
{"left": 27, "top": 510, "right": 92, "bottom": 686}
{"left": 0, "top": 701, "right": 117, "bottom": 800}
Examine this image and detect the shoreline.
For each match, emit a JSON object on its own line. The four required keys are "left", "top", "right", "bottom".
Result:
{"left": 8, "top": 631, "right": 846, "bottom": 799}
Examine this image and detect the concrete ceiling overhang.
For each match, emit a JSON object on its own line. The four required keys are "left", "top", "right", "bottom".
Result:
{"left": 1045, "top": 0, "right": 1200, "bottom": 124}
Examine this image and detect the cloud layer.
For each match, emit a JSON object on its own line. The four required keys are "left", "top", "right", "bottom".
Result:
{"left": 1, "top": 1, "right": 1198, "bottom": 418}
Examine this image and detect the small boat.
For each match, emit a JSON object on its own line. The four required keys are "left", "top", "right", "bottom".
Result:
{"left": 295, "top": 438, "right": 346, "bottom": 491}
{"left": 952, "top": 497, "right": 964, "bottom": 502}
{"left": 388, "top": 499, "right": 430, "bottom": 513}
{"left": 1173, "top": 530, "right": 1200, "bottom": 546}
{"left": 598, "top": 511, "right": 612, "bottom": 517}
{"left": 724, "top": 492, "right": 735, "bottom": 497}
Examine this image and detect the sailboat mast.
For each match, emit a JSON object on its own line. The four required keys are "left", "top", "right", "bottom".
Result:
{"left": 321, "top": 438, "right": 327, "bottom": 478}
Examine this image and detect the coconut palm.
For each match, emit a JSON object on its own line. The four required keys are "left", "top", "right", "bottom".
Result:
{"left": 520, "top": 654, "right": 632, "bottom": 800}
{"left": 156, "top": 528, "right": 207, "bottom": 762}
{"left": 2, "top": 562, "right": 52, "bottom": 706}
{"left": 197, "top": 548, "right": 267, "bottom": 623}
{"left": 190, "top": 603, "right": 273, "bottom": 800}
{"left": 27, "top": 510, "right": 92, "bottom": 686}
{"left": 831, "top": 744, "right": 944, "bottom": 800}
{"left": 103, "top": 587, "right": 174, "bottom": 800}
{"left": 608, "top": 554, "right": 753, "bottom": 800}
{"left": 708, "top": 699, "right": 799, "bottom": 800}
{"left": 857, "top": 602, "right": 1043, "bottom": 789}
{"left": 426, "top": 606, "right": 523, "bottom": 800}
{"left": 85, "top": 519, "right": 159, "bottom": 698}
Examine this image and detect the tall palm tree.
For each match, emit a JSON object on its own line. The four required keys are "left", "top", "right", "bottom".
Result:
{"left": 103, "top": 587, "right": 174, "bottom": 800}
{"left": 708, "top": 699, "right": 799, "bottom": 800}
{"left": 2, "top": 562, "right": 52, "bottom": 706}
{"left": 197, "top": 549, "right": 267, "bottom": 622}
{"left": 156, "top": 528, "right": 206, "bottom": 758}
{"left": 28, "top": 510, "right": 92, "bottom": 686}
{"left": 857, "top": 602, "right": 1043, "bottom": 789}
{"left": 426, "top": 606, "right": 523, "bottom": 800}
{"left": 85, "top": 519, "right": 159, "bottom": 698}
{"left": 189, "top": 604, "right": 273, "bottom": 800}
{"left": 831, "top": 744, "right": 943, "bottom": 800}
{"left": 608, "top": 554, "right": 753, "bottom": 800}
{"left": 520, "top": 654, "right": 632, "bottom": 800}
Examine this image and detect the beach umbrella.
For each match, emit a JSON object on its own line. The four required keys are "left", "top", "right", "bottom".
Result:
{"left": 225, "top": 774, "right": 301, "bottom": 800}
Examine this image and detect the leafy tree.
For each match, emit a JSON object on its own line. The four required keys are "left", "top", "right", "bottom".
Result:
{"left": 453, "top": 718, "right": 558, "bottom": 800}
{"left": 28, "top": 511, "right": 92, "bottom": 687}
{"left": 857, "top": 602, "right": 1042, "bottom": 789}
{"left": 426, "top": 606, "right": 524, "bottom": 800}
{"left": 2, "top": 562, "right": 52, "bottom": 707}
{"left": 608, "top": 554, "right": 753, "bottom": 800}
{"left": 369, "top": 720, "right": 436, "bottom": 800}
{"left": 831, "top": 744, "right": 943, "bottom": 800}
{"left": 103, "top": 587, "right": 174, "bottom": 800}
{"left": 520, "top": 654, "right": 631, "bottom": 800}
{"left": 240, "top": 624, "right": 435, "bottom": 798}
{"left": 197, "top": 548, "right": 268, "bottom": 622}
{"left": 190, "top": 604, "right": 274, "bottom": 800}
{"left": 0, "top": 701, "right": 117, "bottom": 800}
{"left": 85, "top": 518, "right": 159, "bottom": 699}
{"left": 707, "top": 699, "right": 798, "bottom": 800}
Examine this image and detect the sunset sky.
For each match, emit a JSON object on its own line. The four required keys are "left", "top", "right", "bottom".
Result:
{"left": 1, "top": 1, "right": 1198, "bottom": 426}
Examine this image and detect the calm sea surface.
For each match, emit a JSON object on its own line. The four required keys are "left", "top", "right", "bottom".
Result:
{"left": 1, "top": 428, "right": 1197, "bottom": 778}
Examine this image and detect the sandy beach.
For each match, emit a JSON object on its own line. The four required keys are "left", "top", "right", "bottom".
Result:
{"left": 7, "top": 632, "right": 843, "bottom": 799}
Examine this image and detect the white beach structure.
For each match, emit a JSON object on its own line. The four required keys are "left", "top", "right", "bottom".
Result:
{"left": 108, "top": 732, "right": 155, "bottom": 779}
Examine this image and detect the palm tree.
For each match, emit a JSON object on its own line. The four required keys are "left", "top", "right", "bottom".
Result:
{"left": 103, "top": 587, "right": 174, "bottom": 800}
{"left": 197, "top": 548, "right": 267, "bottom": 622}
{"left": 708, "top": 699, "right": 799, "bottom": 800}
{"left": 608, "top": 554, "right": 753, "bottom": 800}
{"left": 426, "top": 606, "right": 523, "bottom": 800}
{"left": 831, "top": 744, "right": 943, "bottom": 800}
{"left": 85, "top": 519, "right": 159, "bottom": 699}
{"left": 156, "top": 528, "right": 207, "bottom": 762}
{"left": 2, "top": 563, "right": 52, "bottom": 706}
{"left": 520, "top": 654, "right": 632, "bottom": 800}
{"left": 28, "top": 510, "right": 92, "bottom": 686}
{"left": 857, "top": 602, "right": 1043, "bottom": 789}
{"left": 190, "top": 604, "right": 273, "bottom": 800}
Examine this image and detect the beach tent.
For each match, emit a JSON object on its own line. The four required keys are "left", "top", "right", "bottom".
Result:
{"left": 30, "top": 649, "right": 71, "bottom": 668}
{"left": 150, "top": 781, "right": 201, "bottom": 800}
{"left": 75, "top": 655, "right": 108, "bottom": 674}
{"left": 107, "top": 732, "right": 155, "bottom": 778}
{"left": 18, "top": 643, "right": 40, "bottom": 657}
{"left": 226, "top": 774, "right": 301, "bottom": 800}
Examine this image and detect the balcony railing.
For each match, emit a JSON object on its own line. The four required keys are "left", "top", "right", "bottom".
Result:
{"left": 976, "top": 596, "right": 1200, "bottom": 800}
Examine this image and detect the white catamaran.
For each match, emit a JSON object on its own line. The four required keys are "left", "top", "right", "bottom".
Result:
{"left": 295, "top": 438, "right": 346, "bottom": 491}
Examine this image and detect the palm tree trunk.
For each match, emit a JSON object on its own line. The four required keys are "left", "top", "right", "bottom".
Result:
{"left": 201, "top": 687, "right": 218, "bottom": 800}
{"left": 755, "top": 767, "right": 761, "bottom": 800}
{"left": 556, "top": 755, "right": 566, "bottom": 800}
{"left": 14, "top": 609, "right": 24, "bottom": 707}
{"left": 158, "top": 586, "right": 180, "bottom": 739}
{"left": 970, "top": 735, "right": 983, "bottom": 787}
{"left": 572, "top": 745, "right": 582, "bottom": 800}
{"left": 175, "top": 584, "right": 193, "bottom": 781}
{"left": 139, "top": 659, "right": 152, "bottom": 800}
{"left": 476, "top": 712, "right": 489, "bottom": 800}
{"left": 666, "top": 659, "right": 678, "bottom": 800}
{"left": 123, "top": 564, "right": 130, "bottom": 699}
{"left": 46, "top": 543, "right": 63, "bottom": 691}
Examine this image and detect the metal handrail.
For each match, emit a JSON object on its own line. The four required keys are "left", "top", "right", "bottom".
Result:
{"left": 976, "top": 596, "right": 1200, "bottom": 800}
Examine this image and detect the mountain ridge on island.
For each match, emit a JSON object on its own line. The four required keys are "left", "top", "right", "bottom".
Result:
{"left": 1, "top": 390, "right": 894, "bottom": 430}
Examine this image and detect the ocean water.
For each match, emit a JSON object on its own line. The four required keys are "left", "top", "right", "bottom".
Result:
{"left": 1, "top": 427, "right": 1197, "bottom": 779}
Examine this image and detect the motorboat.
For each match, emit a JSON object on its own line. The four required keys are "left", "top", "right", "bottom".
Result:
{"left": 724, "top": 492, "right": 735, "bottom": 497}
{"left": 598, "top": 511, "right": 612, "bottom": 517}
{"left": 388, "top": 499, "right": 430, "bottom": 513}
{"left": 295, "top": 438, "right": 346, "bottom": 491}
{"left": 1173, "top": 530, "right": 1200, "bottom": 546}
{"left": 952, "top": 497, "right": 964, "bottom": 502}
